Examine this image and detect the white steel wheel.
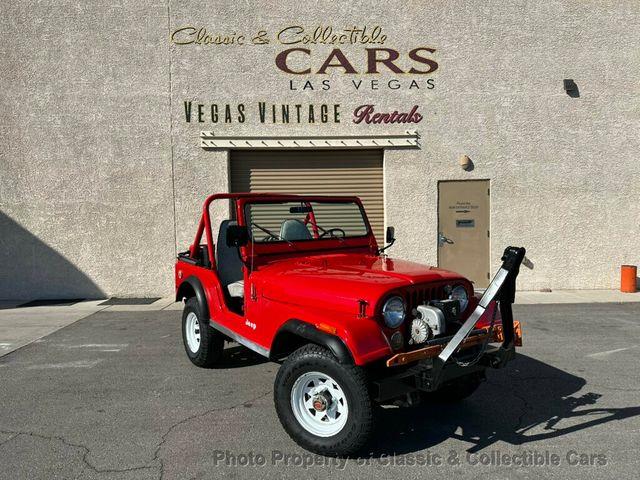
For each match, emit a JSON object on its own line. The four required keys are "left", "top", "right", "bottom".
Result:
{"left": 184, "top": 311, "right": 201, "bottom": 353}
{"left": 290, "top": 371, "right": 349, "bottom": 437}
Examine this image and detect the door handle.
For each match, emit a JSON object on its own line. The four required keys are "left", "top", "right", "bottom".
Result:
{"left": 438, "top": 232, "right": 454, "bottom": 247}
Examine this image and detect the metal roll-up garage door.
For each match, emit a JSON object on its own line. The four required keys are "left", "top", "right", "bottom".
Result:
{"left": 230, "top": 150, "right": 384, "bottom": 241}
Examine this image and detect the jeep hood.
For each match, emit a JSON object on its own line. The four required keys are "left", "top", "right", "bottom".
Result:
{"left": 253, "top": 253, "right": 466, "bottom": 314}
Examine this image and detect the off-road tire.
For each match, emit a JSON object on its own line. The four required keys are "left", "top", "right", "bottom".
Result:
{"left": 428, "top": 372, "right": 483, "bottom": 403}
{"left": 274, "top": 344, "right": 374, "bottom": 456}
{"left": 182, "top": 297, "right": 224, "bottom": 368}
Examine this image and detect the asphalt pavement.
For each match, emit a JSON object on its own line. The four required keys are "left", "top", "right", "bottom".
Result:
{"left": 0, "top": 303, "right": 639, "bottom": 479}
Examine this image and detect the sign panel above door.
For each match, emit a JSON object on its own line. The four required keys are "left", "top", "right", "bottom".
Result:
{"left": 200, "top": 131, "right": 420, "bottom": 150}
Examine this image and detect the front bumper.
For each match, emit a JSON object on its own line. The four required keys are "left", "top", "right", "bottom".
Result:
{"left": 386, "top": 320, "right": 522, "bottom": 367}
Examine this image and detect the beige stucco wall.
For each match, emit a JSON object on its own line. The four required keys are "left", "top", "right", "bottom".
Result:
{"left": 0, "top": 1, "right": 176, "bottom": 299}
{"left": 1, "top": 0, "right": 639, "bottom": 299}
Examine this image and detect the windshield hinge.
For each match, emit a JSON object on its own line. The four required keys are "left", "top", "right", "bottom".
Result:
{"left": 357, "top": 299, "right": 368, "bottom": 318}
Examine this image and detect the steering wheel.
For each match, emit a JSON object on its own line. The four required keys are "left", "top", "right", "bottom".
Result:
{"left": 319, "top": 228, "right": 346, "bottom": 239}
{"left": 261, "top": 234, "right": 280, "bottom": 242}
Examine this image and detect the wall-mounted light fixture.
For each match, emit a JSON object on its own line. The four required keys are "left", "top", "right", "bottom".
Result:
{"left": 459, "top": 154, "right": 474, "bottom": 171}
{"left": 563, "top": 79, "right": 580, "bottom": 98}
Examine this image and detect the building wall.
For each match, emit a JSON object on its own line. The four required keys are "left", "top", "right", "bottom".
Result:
{"left": 1, "top": 0, "right": 639, "bottom": 299}
{"left": 0, "top": 1, "right": 175, "bottom": 298}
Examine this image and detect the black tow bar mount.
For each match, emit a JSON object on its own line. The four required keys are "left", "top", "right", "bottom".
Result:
{"left": 431, "top": 246, "right": 526, "bottom": 383}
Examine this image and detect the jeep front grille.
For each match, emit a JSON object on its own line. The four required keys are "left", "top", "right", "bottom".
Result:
{"left": 404, "top": 283, "right": 447, "bottom": 314}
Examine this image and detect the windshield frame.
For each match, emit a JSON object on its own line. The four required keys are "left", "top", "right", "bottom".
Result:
{"left": 242, "top": 199, "right": 372, "bottom": 244}
{"left": 235, "top": 195, "right": 377, "bottom": 257}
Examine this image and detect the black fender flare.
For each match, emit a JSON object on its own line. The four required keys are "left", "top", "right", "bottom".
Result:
{"left": 176, "top": 276, "right": 210, "bottom": 321}
{"left": 272, "top": 319, "right": 354, "bottom": 364}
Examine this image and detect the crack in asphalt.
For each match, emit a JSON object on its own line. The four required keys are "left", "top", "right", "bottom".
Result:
{"left": 151, "top": 390, "right": 271, "bottom": 480}
{"left": 0, "top": 389, "right": 272, "bottom": 480}
{"left": 484, "top": 379, "right": 531, "bottom": 432}
{"left": 510, "top": 387, "right": 535, "bottom": 431}
{"left": 503, "top": 373, "right": 553, "bottom": 430}
{"left": 0, "top": 433, "right": 18, "bottom": 447}
{"left": 0, "top": 429, "right": 155, "bottom": 475}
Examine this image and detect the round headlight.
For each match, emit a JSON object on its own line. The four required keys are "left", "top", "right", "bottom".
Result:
{"left": 382, "top": 296, "right": 405, "bottom": 328}
{"left": 449, "top": 285, "right": 469, "bottom": 311}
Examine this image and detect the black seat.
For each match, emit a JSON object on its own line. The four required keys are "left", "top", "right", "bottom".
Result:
{"left": 216, "top": 220, "right": 244, "bottom": 297}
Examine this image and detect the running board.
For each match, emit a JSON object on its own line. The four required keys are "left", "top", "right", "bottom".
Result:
{"left": 209, "top": 319, "right": 270, "bottom": 358}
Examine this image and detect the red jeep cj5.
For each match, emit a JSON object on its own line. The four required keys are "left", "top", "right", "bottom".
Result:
{"left": 175, "top": 193, "right": 525, "bottom": 455}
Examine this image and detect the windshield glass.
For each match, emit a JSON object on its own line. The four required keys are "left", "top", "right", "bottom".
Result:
{"left": 244, "top": 201, "right": 369, "bottom": 243}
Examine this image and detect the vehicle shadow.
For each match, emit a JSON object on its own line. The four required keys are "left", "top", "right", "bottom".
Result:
{"left": 365, "top": 354, "right": 640, "bottom": 456}
{"left": 213, "top": 345, "right": 269, "bottom": 369}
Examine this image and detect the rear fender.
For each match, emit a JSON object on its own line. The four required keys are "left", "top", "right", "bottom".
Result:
{"left": 175, "top": 258, "right": 231, "bottom": 319}
{"left": 176, "top": 276, "right": 210, "bottom": 321}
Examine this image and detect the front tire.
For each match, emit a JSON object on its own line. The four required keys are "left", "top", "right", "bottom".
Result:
{"left": 182, "top": 297, "right": 224, "bottom": 368}
{"left": 274, "top": 344, "right": 374, "bottom": 456}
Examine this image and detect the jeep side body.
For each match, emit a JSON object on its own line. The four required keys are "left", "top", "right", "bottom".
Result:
{"left": 175, "top": 193, "right": 525, "bottom": 455}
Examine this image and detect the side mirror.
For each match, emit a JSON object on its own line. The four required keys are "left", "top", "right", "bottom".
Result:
{"left": 226, "top": 225, "right": 249, "bottom": 247}
{"left": 378, "top": 226, "right": 396, "bottom": 255}
{"left": 386, "top": 226, "right": 395, "bottom": 244}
